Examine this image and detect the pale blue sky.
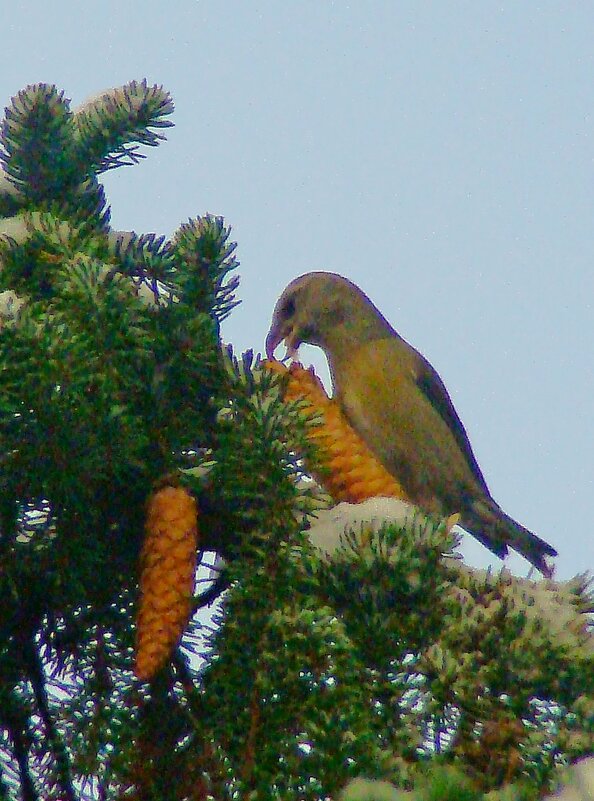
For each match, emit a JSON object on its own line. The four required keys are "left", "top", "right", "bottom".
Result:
{"left": 3, "top": 2, "right": 593, "bottom": 579}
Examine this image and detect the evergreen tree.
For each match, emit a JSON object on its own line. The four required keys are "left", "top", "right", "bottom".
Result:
{"left": 0, "top": 81, "right": 591, "bottom": 801}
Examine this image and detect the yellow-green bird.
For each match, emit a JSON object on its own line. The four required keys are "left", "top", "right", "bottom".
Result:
{"left": 266, "top": 272, "right": 557, "bottom": 577}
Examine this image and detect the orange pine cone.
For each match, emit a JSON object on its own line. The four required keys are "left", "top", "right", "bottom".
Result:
{"left": 264, "top": 360, "right": 410, "bottom": 504}
{"left": 135, "top": 485, "right": 199, "bottom": 681}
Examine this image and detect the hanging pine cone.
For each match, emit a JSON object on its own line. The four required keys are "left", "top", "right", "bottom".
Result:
{"left": 135, "top": 485, "right": 199, "bottom": 681}
{"left": 264, "top": 359, "right": 410, "bottom": 503}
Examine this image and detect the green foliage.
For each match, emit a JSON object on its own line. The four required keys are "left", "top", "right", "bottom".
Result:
{"left": 172, "top": 216, "right": 240, "bottom": 323}
{"left": 417, "top": 765, "right": 482, "bottom": 801}
{"left": 73, "top": 79, "right": 174, "bottom": 174}
{"left": 0, "top": 80, "right": 173, "bottom": 226}
{"left": 0, "top": 80, "right": 592, "bottom": 801}
{"left": 2, "top": 85, "right": 79, "bottom": 201}
{"left": 0, "top": 80, "right": 238, "bottom": 800}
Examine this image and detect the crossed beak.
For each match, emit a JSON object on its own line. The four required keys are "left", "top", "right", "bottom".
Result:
{"left": 265, "top": 318, "right": 301, "bottom": 361}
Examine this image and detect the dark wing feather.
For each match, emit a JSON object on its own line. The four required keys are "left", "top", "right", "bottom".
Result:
{"left": 415, "top": 359, "right": 490, "bottom": 494}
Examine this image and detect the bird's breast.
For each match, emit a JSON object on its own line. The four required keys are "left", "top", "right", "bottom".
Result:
{"left": 331, "top": 339, "right": 414, "bottom": 439}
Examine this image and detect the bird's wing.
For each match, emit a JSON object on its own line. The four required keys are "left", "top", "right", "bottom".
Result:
{"left": 414, "top": 358, "right": 490, "bottom": 494}
{"left": 335, "top": 338, "right": 485, "bottom": 512}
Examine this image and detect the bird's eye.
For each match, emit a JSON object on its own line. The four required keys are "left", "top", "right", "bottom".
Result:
{"left": 282, "top": 297, "right": 296, "bottom": 318}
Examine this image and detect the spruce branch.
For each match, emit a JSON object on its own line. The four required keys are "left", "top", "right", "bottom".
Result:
{"left": 73, "top": 80, "right": 174, "bottom": 174}
{"left": 307, "top": 497, "right": 593, "bottom": 660}
{"left": 0, "top": 210, "right": 112, "bottom": 298}
{"left": 24, "top": 638, "right": 77, "bottom": 801}
{"left": 192, "top": 570, "right": 230, "bottom": 612}
{"left": 1, "top": 84, "right": 77, "bottom": 201}
{"left": 0, "top": 81, "right": 170, "bottom": 225}
{"left": 195, "top": 347, "right": 322, "bottom": 559}
{"left": 172, "top": 215, "right": 240, "bottom": 323}
{"left": 108, "top": 230, "right": 175, "bottom": 290}
{"left": 0, "top": 166, "right": 21, "bottom": 200}
{"left": 0, "top": 167, "right": 23, "bottom": 218}
{"left": 0, "top": 693, "right": 37, "bottom": 801}
{"left": 303, "top": 502, "right": 593, "bottom": 791}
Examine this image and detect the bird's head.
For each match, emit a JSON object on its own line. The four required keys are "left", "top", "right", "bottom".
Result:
{"left": 266, "top": 271, "right": 392, "bottom": 361}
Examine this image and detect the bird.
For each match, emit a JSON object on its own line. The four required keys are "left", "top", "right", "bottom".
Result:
{"left": 266, "top": 271, "right": 557, "bottom": 577}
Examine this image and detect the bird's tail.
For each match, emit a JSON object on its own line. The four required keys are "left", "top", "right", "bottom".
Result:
{"left": 462, "top": 499, "right": 557, "bottom": 578}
